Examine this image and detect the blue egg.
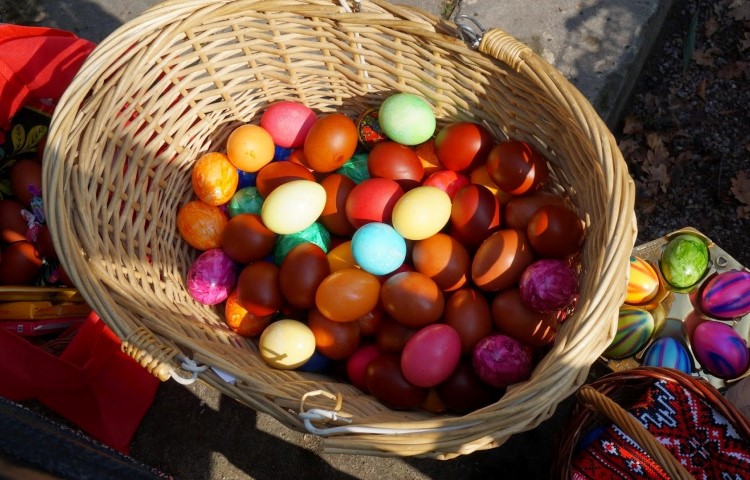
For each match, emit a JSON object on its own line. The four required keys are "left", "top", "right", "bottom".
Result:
{"left": 237, "top": 169, "right": 257, "bottom": 189}
{"left": 642, "top": 336, "right": 693, "bottom": 374}
{"left": 351, "top": 222, "right": 406, "bottom": 276}
{"left": 273, "top": 145, "right": 294, "bottom": 161}
{"left": 297, "top": 349, "right": 332, "bottom": 373}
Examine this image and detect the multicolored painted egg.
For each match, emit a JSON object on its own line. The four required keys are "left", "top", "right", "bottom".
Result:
{"left": 699, "top": 269, "right": 750, "bottom": 320}
{"left": 659, "top": 233, "right": 709, "bottom": 290}
{"left": 691, "top": 321, "right": 749, "bottom": 379}
{"left": 641, "top": 336, "right": 693, "bottom": 374}
{"left": 625, "top": 256, "right": 661, "bottom": 305}
{"left": 356, "top": 107, "right": 387, "bottom": 150}
{"left": 602, "top": 308, "right": 655, "bottom": 359}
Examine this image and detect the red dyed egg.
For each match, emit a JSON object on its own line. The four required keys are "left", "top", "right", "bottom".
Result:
{"left": 422, "top": 170, "right": 470, "bottom": 199}
{"left": 365, "top": 354, "right": 428, "bottom": 410}
{"left": 319, "top": 173, "right": 356, "bottom": 236}
{"left": 450, "top": 184, "right": 501, "bottom": 250}
{"left": 224, "top": 289, "right": 272, "bottom": 337}
{"left": 356, "top": 305, "right": 385, "bottom": 336}
{"left": 255, "top": 160, "right": 315, "bottom": 198}
{"left": 434, "top": 122, "right": 495, "bottom": 172}
{"left": 375, "top": 317, "right": 418, "bottom": 353}
{"left": 443, "top": 288, "right": 494, "bottom": 355}
{"left": 260, "top": 101, "right": 317, "bottom": 148}
{"left": 367, "top": 141, "right": 424, "bottom": 190}
{"left": 346, "top": 344, "right": 381, "bottom": 392}
{"left": 279, "top": 242, "right": 331, "bottom": 309}
{"left": 380, "top": 271, "right": 445, "bottom": 328}
{"left": 0, "top": 241, "right": 43, "bottom": 285}
{"left": 503, "top": 191, "right": 568, "bottom": 230}
{"left": 472, "top": 229, "right": 535, "bottom": 292}
{"left": 527, "top": 204, "right": 584, "bottom": 258}
{"left": 486, "top": 140, "right": 548, "bottom": 195}
{"left": 0, "top": 199, "right": 28, "bottom": 243}
{"left": 436, "top": 360, "right": 501, "bottom": 414}
{"left": 236, "top": 261, "right": 283, "bottom": 316}
{"left": 344, "top": 177, "right": 404, "bottom": 229}
{"left": 411, "top": 233, "right": 470, "bottom": 292}
{"left": 401, "top": 324, "right": 462, "bottom": 387}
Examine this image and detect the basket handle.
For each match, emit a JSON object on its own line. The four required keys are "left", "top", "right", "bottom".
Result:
{"left": 576, "top": 385, "right": 696, "bottom": 480}
{"left": 476, "top": 28, "right": 530, "bottom": 73}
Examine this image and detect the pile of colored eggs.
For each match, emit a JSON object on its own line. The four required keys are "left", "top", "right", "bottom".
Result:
{"left": 604, "top": 232, "right": 750, "bottom": 382}
{"left": 176, "top": 94, "right": 587, "bottom": 412}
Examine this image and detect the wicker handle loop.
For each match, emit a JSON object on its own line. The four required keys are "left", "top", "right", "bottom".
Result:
{"left": 121, "top": 327, "right": 179, "bottom": 382}
{"left": 478, "top": 29, "right": 530, "bottom": 72}
{"left": 576, "top": 385, "right": 696, "bottom": 480}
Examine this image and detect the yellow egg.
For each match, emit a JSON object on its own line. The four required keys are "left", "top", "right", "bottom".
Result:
{"left": 259, "top": 319, "right": 316, "bottom": 369}
{"left": 327, "top": 240, "right": 358, "bottom": 272}
{"left": 391, "top": 186, "right": 451, "bottom": 240}
{"left": 625, "top": 256, "right": 661, "bottom": 305}
{"left": 261, "top": 180, "right": 326, "bottom": 234}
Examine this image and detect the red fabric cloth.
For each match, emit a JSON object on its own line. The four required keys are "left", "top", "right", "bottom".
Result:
{"left": 0, "top": 25, "right": 95, "bottom": 126}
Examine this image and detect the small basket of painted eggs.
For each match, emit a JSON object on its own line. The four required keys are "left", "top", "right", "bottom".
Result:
{"left": 600, "top": 227, "right": 750, "bottom": 389}
{"left": 41, "top": 0, "right": 637, "bottom": 459}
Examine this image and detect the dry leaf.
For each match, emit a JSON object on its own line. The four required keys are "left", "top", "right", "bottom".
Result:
{"left": 622, "top": 115, "right": 643, "bottom": 135}
{"left": 741, "top": 33, "right": 750, "bottom": 52}
{"left": 646, "top": 132, "right": 669, "bottom": 161}
{"left": 729, "top": 0, "right": 750, "bottom": 21}
{"left": 693, "top": 47, "right": 722, "bottom": 67}
{"left": 705, "top": 14, "right": 720, "bottom": 38}
{"left": 644, "top": 163, "right": 671, "bottom": 192}
{"left": 695, "top": 78, "right": 707, "bottom": 100}
{"left": 718, "top": 60, "right": 750, "bottom": 79}
{"left": 737, "top": 205, "right": 750, "bottom": 219}
{"left": 731, "top": 170, "right": 750, "bottom": 206}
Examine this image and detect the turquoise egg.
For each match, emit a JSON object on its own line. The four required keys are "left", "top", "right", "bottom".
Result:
{"left": 603, "top": 308, "right": 655, "bottom": 359}
{"left": 641, "top": 337, "right": 693, "bottom": 374}
{"left": 273, "top": 222, "right": 331, "bottom": 265}
{"left": 351, "top": 222, "right": 406, "bottom": 276}
{"left": 228, "top": 186, "right": 263, "bottom": 217}
{"left": 336, "top": 152, "right": 370, "bottom": 184}
{"left": 659, "top": 234, "right": 709, "bottom": 289}
{"left": 378, "top": 93, "right": 436, "bottom": 146}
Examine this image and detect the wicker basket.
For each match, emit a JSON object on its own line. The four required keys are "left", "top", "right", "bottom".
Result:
{"left": 42, "top": 0, "right": 636, "bottom": 458}
{"left": 552, "top": 367, "right": 750, "bottom": 479}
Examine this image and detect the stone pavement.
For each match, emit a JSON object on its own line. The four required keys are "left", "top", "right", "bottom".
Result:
{"left": 1, "top": 0, "right": 675, "bottom": 478}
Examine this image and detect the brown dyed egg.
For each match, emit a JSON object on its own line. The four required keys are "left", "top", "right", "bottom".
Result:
{"left": 0, "top": 241, "right": 44, "bottom": 285}
{"left": 307, "top": 308, "right": 361, "bottom": 360}
{"left": 220, "top": 213, "right": 276, "bottom": 264}
{"left": 450, "top": 184, "right": 501, "bottom": 250}
{"left": 367, "top": 141, "right": 424, "bottom": 190}
{"left": 255, "top": 160, "right": 316, "bottom": 198}
{"left": 356, "top": 304, "right": 385, "bottom": 336}
{"left": 443, "top": 288, "right": 494, "bottom": 355}
{"left": 319, "top": 173, "right": 356, "bottom": 236}
{"left": 436, "top": 360, "right": 501, "bottom": 414}
{"left": 472, "top": 229, "right": 535, "bottom": 292}
{"left": 10, "top": 159, "right": 43, "bottom": 207}
{"left": 279, "top": 242, "right": 331, "bottom": 309}
{"left": 491, "top": 288, "right": 558, "bottom": 347}
{"left": 315, "top": 268, "right": 381, "bottom": 322}
{"left": 526, "top": 204, "right": 584, "bottom": 258}
{"left": 375, "top": 317, "right": 418, "bottom": 353}
{"left": 486, "top": 140, "right": 548, "bottom": 195}
{"left": 411, "top": 233, "right": 470, "bottom": 292}
{"left": 34, "top": 224, "right": 58, "bottom": 260}
{"left": 236, "top": 261, "right": 283, "bottom": 316}
{"left": 365, "top": 353, "right": 428, "bottom": 410}
{"left": 503, "top": 191, "right": 568, "bottom": 230}
{"left": 0, "top": 199, "right": 29, "bottom": 243}
{"left": 380, "top": 271, "right": 445, "bottom": 328}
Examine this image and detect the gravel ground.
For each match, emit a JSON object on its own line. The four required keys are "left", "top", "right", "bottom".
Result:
{"left": 619, "top": 0, "right": 750, "bottom": 266}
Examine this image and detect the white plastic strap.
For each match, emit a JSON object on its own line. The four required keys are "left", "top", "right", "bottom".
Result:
{"left": 299, "top": 408, "right": 481, "bottom": 436}
{"left": 168, "top": 356, "right": 209, "bottom": 385}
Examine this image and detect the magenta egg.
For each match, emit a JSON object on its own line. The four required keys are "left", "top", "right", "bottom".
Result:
{"left": 472, "top": 334, "right": 533, "bottom": 388}
{"left": 401, "top": 324, "right": 462, "bottom": 388}
{"left": 260, "top": 101, "right": 317, "bottom": 148}
{"left": 519, "top": 259, "right": 578, "bottom": 312}
{"left": 691, "top": 321, "right": 749, "bottom": 379}
{"left": 187, "top": 249, "right": 238, "bottom": 305}
{"left": 699, "top": 269, "right": 750, "bottom": 320}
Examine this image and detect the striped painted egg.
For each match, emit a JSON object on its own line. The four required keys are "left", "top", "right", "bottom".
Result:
{"left": 625, "top": 256, "right": 660, "bottom": 305}
{"left": 700, "top": 269, "right": 750, "bottom": 320}
{"left": 641, "top": 337, "right": 693, "bottom": 374}
{"left": 603, "top": 308, "right": 655, "bottom": 359}
{"left": 691, "top": 321, "right": 750, "bottom": 379}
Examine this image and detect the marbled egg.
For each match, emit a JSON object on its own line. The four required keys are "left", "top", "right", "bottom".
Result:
{"left": 699, "top": 269, "right": 750, "bottom": 320}
{"left": 602, "top": 308, "right": 655, "bottom": 359}
{"left": 659, "top": 233, "right": 709, "bottom": 290}
{"left": 625, "top": 256, "right": 660, "bottom": 305}
{"left": 691, "top": 321, "right": 750, "bottom": 379}
{"left": 641, "top": 336, "right": 693, "bottom": 374}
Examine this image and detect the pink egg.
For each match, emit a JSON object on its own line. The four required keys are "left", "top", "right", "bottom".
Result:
{"left": 422, "top": 170, "right": 470, "bottom": 199}
{"left": 260, "top": 101, "right": 318, "bottom": 148}
{"left": 691, "top": 321, "right": 749, "bottom": 379}
{"left": 187, "top": 248, "right": 238, "bottom": 305}
{"left": 519, "top": 259, "right": 578, "bottom": 312}
{"left": 346, "top": 344, "right": 381, "bottom": 393}
{"left": 472, "top": 334, "right": 533, "bottom": 388}
{"left": 401, "top": 324, "right": 461, "bottom": 388}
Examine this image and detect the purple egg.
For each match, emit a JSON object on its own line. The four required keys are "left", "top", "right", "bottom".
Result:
{"left": 700, "top": 269, "right": 750, "bottom": 320}
{"left": 518, "top": 259, "right": 579, "bottom": 312}
{"left": 187, "top": 248, "right": 238, "bottom": 305}
{"left": 472, "top": 334, "right": 533, "bottom": 388}
{"left": 691, "top": 321, "right": 749, "bottom": 379}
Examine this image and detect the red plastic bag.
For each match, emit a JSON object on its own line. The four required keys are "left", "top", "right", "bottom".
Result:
{"left": 0, "top": 312, "right": 160, "bottom": 454}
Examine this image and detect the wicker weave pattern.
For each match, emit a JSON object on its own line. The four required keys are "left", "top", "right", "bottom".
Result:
{"left": 42, "top": 0, "right": 635, "bottom": 458}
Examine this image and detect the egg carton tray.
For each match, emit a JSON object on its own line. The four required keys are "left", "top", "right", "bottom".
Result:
{"left": 599, "top": 227, "right": 750, "bottom": 391}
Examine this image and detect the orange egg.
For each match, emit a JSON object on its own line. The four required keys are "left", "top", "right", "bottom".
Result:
{"left": 307, "top": 308, "right": 361, "bottom": 360}
{"left": 380, "top": 271, "right": 445, "bottom": 328}
{"left": 411, "top": 233, "right": 470, "bottom": 292}
{"left": 315, "top": 268, "right": 380, "bottom": 322}
{"left": 176, "top": 200, "right": 228, "bottom": 250}
{"left": 414, "top": 138, "right": 442, "bottom": 176}
{"left": 224, "top": 289, "right": 272, "bottom": 337}
{"left": 255, "top": 160, "right": 316, "bottom": 198}
{"left": 191, "top": 152, "right": 239, "bottom": 205}
{"left": 303, "top": 113, "right": 358, "bottom": 173}
{"left": 226, "top": 124, "right": 275, "bottom": 172}
{"left": 327, "top": 241, "right": 358, "bottom": 272}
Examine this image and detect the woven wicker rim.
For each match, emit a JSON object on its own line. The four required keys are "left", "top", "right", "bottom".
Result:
{"left": 42, "top": 0, "right": 635, "bottom": 458}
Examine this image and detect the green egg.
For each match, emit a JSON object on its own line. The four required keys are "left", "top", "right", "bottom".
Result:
{"left": 659, "top": 234, "right": 709, "bottom": 289}
{"left": 336, "top": 152, "right": 370, "bottom": 184}
{"left": 228, "top": 186, "right": 263, "bottom": 217}
{"left": 378, "top": 93, "right": 436, "bottom": 146}
{"left": 273, "top": 222, "right": 331, "bottom": 265}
